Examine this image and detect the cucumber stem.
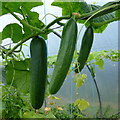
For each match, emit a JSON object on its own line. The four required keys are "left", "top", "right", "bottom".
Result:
{"left": 86, "top": 64, "right": 102, "bottom": 119}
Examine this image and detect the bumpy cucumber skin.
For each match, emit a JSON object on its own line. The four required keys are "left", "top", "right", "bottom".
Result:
{"left": 49, "top": 18, "right": 78, "bottom": 94}
{"left": 30, "top": 36, "right": 47, "bottom": 109}
{"left": 74, "top": 26, "right": 94, "bottom": 73}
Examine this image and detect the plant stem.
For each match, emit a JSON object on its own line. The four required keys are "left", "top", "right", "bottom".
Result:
{"left": 41, "top": 13, "right": 57, "bottom": 20}
{"left": 52, "top": 31, "right": 62, "bottom": 38}
{"left": 6, "top": 32, "right": 40, "bottom": 55}
{"left": 52, "top": 25, "right": 62, "bottom": 30}
{"left": 44, "top": 16, "right": 71, "bottom": 29}
{"left": 86, "top": 64, "right": 102, "bottom": 119}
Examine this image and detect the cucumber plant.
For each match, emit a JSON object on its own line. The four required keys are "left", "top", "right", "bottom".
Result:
{"left": 1, "top": 1, "right": 120, "bottom": 112}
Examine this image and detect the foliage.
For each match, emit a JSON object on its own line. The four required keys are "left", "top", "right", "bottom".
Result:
{"left": 51, "top": 103, "right": 86, "bottom": 119}
{"left": 1, "top": 83, "right": 56, "bottom": 119}
{"left": 1, "top": 83, "right": 31, "bottom": 119}
{"left": 2, "top": 2, "right": 43, "bottom": 16}
{"left": 52, "top": 1, "right": 120, "bottom": 33}
{"left": 74, "top": 99, "right": 90, "bottom": 111}
{"left": 110, "top": 113, "right": 120, "bottom": 118}
{"left": 5, "top": 59, "right": 30, "bottom": 93}
{"left": 74, "top": 74, "right": 87, "bottom": 88}
{"left": 87, "top": 50, "right": 120, "bottom": 70}
{"left": 2, "top": 23, "right": 23, "bottom": 43}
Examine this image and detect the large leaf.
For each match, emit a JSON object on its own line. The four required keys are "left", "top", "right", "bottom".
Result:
{"left": 2, "top": 2, "right": 47, "bottom": 40}
{"left": 2, "top": 2, "right": 43, "bottom": 16}
{"left": 74, "top": 74, "right": 87, "bottom": 88}
{"left": 89, "top": 4, "right": 116, "bottom": 33}
{"left": 74, "top": 99, "right": 90, "bottom": 111}
{"left": 5, "top": 59, "right": 30, "bottom": 94}
{"left": 2, "top": 23, "right": 23, "bottom": 43}
{"left": 52, "top": 1, "right": 84, "bottom": 16}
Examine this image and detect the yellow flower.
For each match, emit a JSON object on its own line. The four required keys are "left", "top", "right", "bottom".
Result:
{"left": 56, "top": 106, "right": 63, "bottom": 111}
{"left": 44, "top": 107, "right": 51, "bottom": 112}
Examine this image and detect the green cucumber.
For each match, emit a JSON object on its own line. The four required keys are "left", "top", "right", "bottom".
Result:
{"left": 49, "top": 18, "right": 78, "bottom": 94}
{"left": 30, "top": 36, "right": 47, "bottom": 109}
{"left": 74, "top": 26, "right": 94, "bottom": 73}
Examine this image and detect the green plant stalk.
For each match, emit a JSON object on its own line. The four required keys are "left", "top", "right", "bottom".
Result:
{"left": 52, "top": 31, "right": 61, "bottom": 38}
{"left": 13, "top": 45, "right": 22, "bottom": 52}
{"left": 44, "top": 15, "right": 71, "bottom": 29}
{"left": 8, "top": 60, "right": 15, "bottom": 91}
{"left": 19, "top": 7, "right": 28, "bottom": 22}
{"left": 6, "top": 33, "right": 40, "bottom": 56}
{"left": 41, "top": 13, "right": 57, "bottom": 20}
{"left": 86, "top": 64, "right": 102, "bottom": 119}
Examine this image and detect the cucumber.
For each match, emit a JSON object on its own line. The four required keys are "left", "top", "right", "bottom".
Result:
{"left": 30, "top": 36, "right": 47, "bottom": 109}
{"left": 49, "top": 18, "right": 78, "bottom": 94}
{"left": 74, "top": 26, "right": 94, "bottom": 73}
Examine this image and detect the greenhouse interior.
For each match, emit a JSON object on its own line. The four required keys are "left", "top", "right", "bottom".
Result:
{"left": 0, "top": 0, "right": 120, "bottom": 119}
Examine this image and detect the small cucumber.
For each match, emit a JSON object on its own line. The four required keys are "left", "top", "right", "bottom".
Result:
{"left": 74, "top": 26, "right": 94, "bottom": 73}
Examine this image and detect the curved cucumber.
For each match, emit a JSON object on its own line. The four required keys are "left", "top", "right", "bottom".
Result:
{"left": 74, "top": 26, "right": 94, "bottom": 73}
{"left": 49, "top": 18, "right": 78, "bottom": 94}
{"left": 30, "top": 36, "right": 47, "bottom": 109}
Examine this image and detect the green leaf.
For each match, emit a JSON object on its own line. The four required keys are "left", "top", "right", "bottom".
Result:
{"left": 45, "top": 112, "right": 56, "bottom": 118}
{"left": 51, "top": 95, "right": 61, "bottom": 100}
{"left": 95, "top": 59, "right": 104, "bottom": 70}
{"left": 115, "top": 9, "right": 120, "bottom": 19}
{"left": 5, "top": 59, "right": 30, "bottom": 93}
{"left": 74, "top": 99, "right": 90, "bottom": 111}
{"left": 87, "top": 53, "right": 94, "bottom": 62}
{"left": 2, "top": 23, "right": 23, "bottom": 43}
{"left": 23, "top": 111, "right": 44, "bottom": 118}
{"left": 52, "top": 1, "right": 84, "bottom": 16}
{"left": 22, "top": 10, "right": 47, "bottom": 39}
{"left": 74, "top": 74, "right": 87, "bottom": 88}
{"left": 89, "top": 4, "right": 115, "bottom": 33}
{"left": 93, "top": 24, "right": 108, "bottom": 33}
{"left": 48, "top": 55, "right": 57, "bottom": 67}
{"left": 2, "top": 2, "right": 43, "bottom": 16}
{"left": 2, "top": 2, "right": 47, "bottom": 39}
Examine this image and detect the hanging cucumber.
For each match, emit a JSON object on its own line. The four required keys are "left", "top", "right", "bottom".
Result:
{"left": 74, "top": 26, "right": 94, "bottom": 73}
{"left": 30, "top": 36, "right": 47, "bottom": 109}
{"left": 49, "top": 18, "right": 78, "bottom": 94}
